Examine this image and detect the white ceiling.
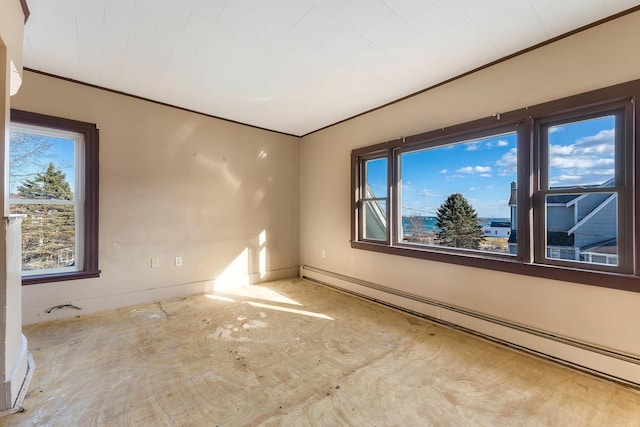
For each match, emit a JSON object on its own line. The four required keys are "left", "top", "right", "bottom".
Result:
{"left": 22, "top": 0, "right": 640, "bottom": 136}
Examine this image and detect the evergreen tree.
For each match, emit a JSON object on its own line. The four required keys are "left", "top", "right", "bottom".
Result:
{"left": 13, "top": 163, "right": 75, "bottom": 271}
{"left": 435, "top": 193, "right": 484, "bottom": 249}
{"left": 17, "top": 162, "right": 73, "bottom": 200}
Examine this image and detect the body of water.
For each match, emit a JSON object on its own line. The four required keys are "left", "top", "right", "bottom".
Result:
{"left": 402, "top": 216, "right": 510, "bottom": 235}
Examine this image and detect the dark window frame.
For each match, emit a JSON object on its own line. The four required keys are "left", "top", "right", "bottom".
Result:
{"left": 10, "top": 109, "right": 100, "bottom": 285}
{"left": 358, "top": 150, "right": 391, "bottom": 244}
{"left": 351, "top": 79, "right": 640, "bottom": 293}
{"left": 533, "top": 101, "right": 633, "bottom": 274}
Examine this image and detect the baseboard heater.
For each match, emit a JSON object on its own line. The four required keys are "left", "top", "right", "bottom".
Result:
{"left": 300, "top": 265, "right": 640, "bottom": 390}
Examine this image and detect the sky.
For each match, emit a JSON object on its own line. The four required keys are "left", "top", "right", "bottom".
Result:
{"left": 9, "top": 130, "right": 76, "bottom": 195}
{"left": 367, "top": 115, "right": 616, "bottom": 219}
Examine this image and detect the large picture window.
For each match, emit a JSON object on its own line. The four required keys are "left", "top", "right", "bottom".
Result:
{"left": 9, "top": 110, "right": 100, "bottom": 284}
{"left": 398, "top": 129, "right": 518, "bottom": 256}
{"left": 351, "top": 80, "right": 639, "bottom": 292}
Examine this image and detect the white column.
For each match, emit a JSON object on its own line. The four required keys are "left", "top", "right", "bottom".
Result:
{"left": 0, "top": 0, "right": 30, "bottom": 413}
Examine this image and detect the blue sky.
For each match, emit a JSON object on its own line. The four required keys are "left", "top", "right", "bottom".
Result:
{"left": 399, "top": 132, "right": 517, "bottom": 218}
{"left": 9, "top": 131, "right": 76, "bottom": 194}
{"left": 548, "top": 115, "right": 614, "bottom": 188}
{"left": 367, "top": 115, "right": 615, "bottom": 218}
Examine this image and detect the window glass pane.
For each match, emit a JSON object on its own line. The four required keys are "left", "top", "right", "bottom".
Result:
{"left": 545, "top": 192, "right": 617, "bottom": 266}
{"left": 9, "top": 124, "right": 81, "bottom": 275}
{"left": 548, "top": 115, "right": 615, "bottom": 189}
{"left": 364, "top": 200, "right": 387, "bottom": 241}
{"left": 400, "top": 132, "right": 517, "bottom": 254}
{"left": 10, "top": 203, "right": 76, "bottom": 273}
{"left": 365, "top": 158, "right": 387, "bottom": 198}
{"left": 10, "top": 129, "right": 76, "bottom": 200}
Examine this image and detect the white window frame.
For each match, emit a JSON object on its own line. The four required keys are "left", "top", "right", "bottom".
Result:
{"left": 9, "top": 123, "right": 86, "bottom": 276}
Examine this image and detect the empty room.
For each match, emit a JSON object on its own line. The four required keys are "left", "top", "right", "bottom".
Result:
{"left": 2, "top": 0, "right": 640, "bottom": 425}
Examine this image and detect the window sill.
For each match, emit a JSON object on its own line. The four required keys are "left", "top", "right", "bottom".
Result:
{"left": 22, "top": 270, "right": 101, "bottom": 286}
{"left": 351, "top": 241, "right": 640, "bottom": 293}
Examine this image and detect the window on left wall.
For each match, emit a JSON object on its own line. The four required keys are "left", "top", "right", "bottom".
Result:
{"left": 9, "top": 110, "right": 100, "bottom": 284}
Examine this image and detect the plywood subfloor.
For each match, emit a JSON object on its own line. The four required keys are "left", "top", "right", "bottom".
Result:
{"left": 3, "top": 278, "right": 640, "bottom": 426}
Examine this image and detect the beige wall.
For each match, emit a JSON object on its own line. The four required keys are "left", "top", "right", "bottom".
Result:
{"left": 12, "top": 71, "right": 300, "bottom": 323}
{"left": 0, "top": 0, "right": 25, "bottom": 101}
{"left": 300, "top": 10, "right": 640, "bottom": 365}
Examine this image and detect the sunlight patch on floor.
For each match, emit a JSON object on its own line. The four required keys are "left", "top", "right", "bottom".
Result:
{"left": 244, "top": 301, "right": 333, "bottom": 320}
{"left": 217, "top": 284, "right": 302, "bottom": 306}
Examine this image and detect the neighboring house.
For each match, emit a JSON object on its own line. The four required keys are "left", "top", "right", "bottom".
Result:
{"left": 483, "top": 221, "right": 511, "bottom": 238}
{"left": 508, "top": 180, "right": 617, "bottom": 265}
{"left": 364, "top": 185, "right": 387, "bottom": 240}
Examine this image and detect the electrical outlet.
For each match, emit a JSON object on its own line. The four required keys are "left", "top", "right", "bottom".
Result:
{"left": 151, "top": 257, "right": 160, "bottom": 268}
{"left": 322, "top": 250, "right": 326, "bottom": 258}
{"left": 175, "top": 256, "right": 182, "bottom": 266}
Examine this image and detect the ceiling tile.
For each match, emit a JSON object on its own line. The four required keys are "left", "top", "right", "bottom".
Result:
{"left": 309, "top": 0, "right": 350, "bottom": 15}
{"left": 363, "top": 13, "right": 425, "bottom": 50}
{"left": 126, "top": 34, "right": 172, "bottom": 67}
{"left": 176, "top": 0, "right": 229, "bottom": 20}
{"left": 265, "top": 24, "right": 304, "bottom": 54}
{"left": 134, "top": 0, "right": 192, "bottom": 33}
{"left": 254, "top": 0, "right": 315, "bottom": 28}
{"left": 380, "top": 0, "right": 440, "bottom": 21}
{"left": 77, "top": 15, "right": 128, "bottom": 51}
{"left": 24, "top": 3, "right": 78, "bottom": 38}
{"left": 292, "top": 7, "right": 345, "bottom": 43}
{"left": 603, "top": 0, "right": 640, "bottom": 14}
{"left": 154, "top": 28, "right": 201, "bottom": 59}
{"left": 409, "top": 1, "right": 467, "bottom": 38}
{"left": 182, "top": 14, "right": 233, "bottom": 42}
{"left": 529, "top": 0, "right": 608, "bottom": 37}
{"left": 460, "top": 0, "right": 547, "bottom": 55}
{"left": 214, "top": 2, "right": 270, "bottom": 39}
{"left": 384, "top": 35, "right": 437, "bottom": 63}
{"left": 333, "top": 0, "right": 393, "bottom": 33}
{"left": 324, "top": 29, "right": 371, "bottom": 59}
{"left": 104, "top": 2, "right": 158, "bottom": 38}
{"left": 20, "top": 0, "right": 640, "bottom": 135}
{"left": 428, "top": 18, "right": 500, "bottom": 68}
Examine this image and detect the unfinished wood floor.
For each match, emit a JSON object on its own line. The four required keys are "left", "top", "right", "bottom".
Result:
{"left": 3, "top": 278, "right": 640, "bottom": 426}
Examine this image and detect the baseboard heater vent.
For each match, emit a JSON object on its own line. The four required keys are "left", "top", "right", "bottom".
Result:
{"left": 300, "top": 265, "right": 640, "bottom": 390}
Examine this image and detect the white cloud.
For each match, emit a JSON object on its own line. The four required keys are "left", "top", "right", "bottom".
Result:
{"left": 496, "top": 147, "right": 517, "bottom": 175}
{"left": 419, "top": 188, "right": 440, "bottom": 197}
{"left": 549, "top": 157, "right": 614, "bottom": 169}
{"left": 548, "top": 128, "right": 615, "bottom": 186}
{"left": 480, "top": 173, "right": 492, "bottom": 178}
{"left": 456, "top": 165, "right": 492, "bottom": 174}
{"left": 466, "top": 143, "right": 480, "bottom": 151}
{"left": 439, "top": 169, "right": 448, "bottom": 174}
{"left": 550, "top": 174, "right": 583, "bottom": 184}
{"left": 497, "top": 140, "right": 509, "bottom": 147}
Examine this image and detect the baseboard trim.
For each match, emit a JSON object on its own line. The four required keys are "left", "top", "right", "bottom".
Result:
{"left": 300, "top": 265, "right": 640, "bottom": 389}
{"left": 0, "top": 347, "right": 34, "bottom": 418}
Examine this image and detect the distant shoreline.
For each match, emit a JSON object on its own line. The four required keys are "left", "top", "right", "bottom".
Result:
{"left": 402, "top": 216, "right": 510, "bottom": 234}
